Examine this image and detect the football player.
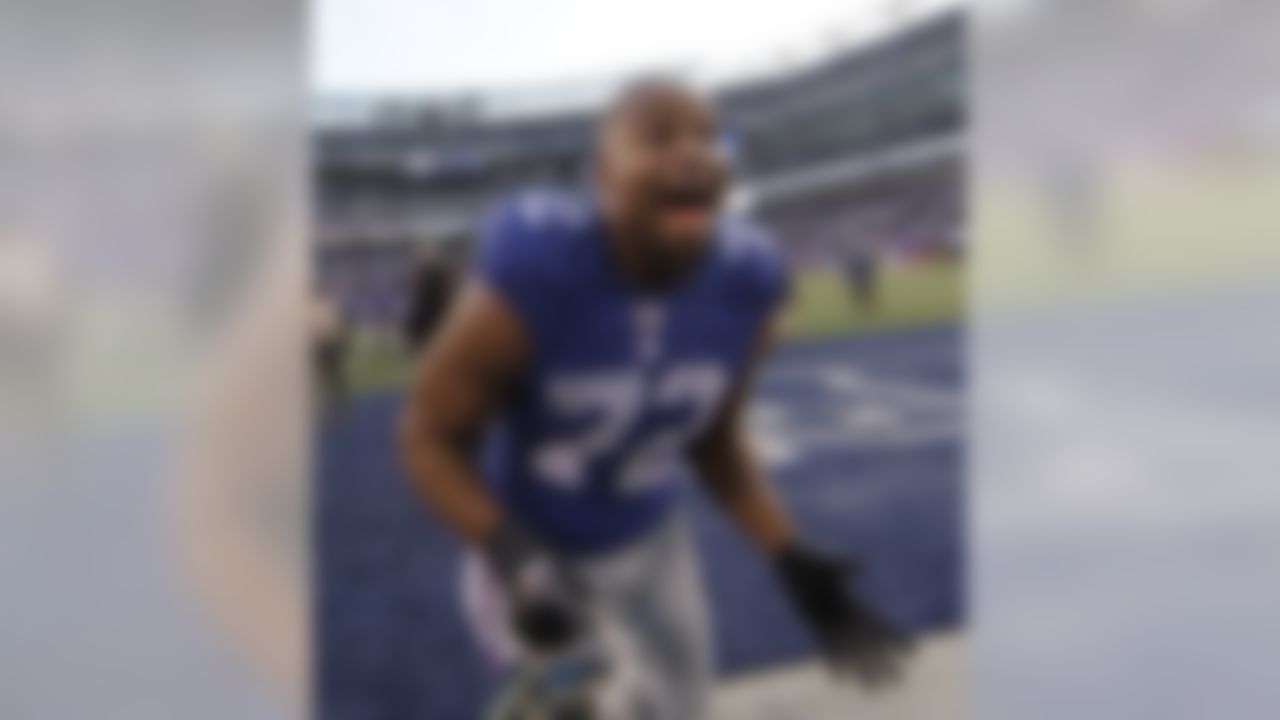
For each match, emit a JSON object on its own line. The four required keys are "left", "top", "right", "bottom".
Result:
{"left": 399, "top": 78, "right": 911, "bottom": 719}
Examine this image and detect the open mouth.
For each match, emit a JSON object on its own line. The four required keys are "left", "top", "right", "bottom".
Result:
{"left": 654, "top": 184, "right": 719, "bottom": 235}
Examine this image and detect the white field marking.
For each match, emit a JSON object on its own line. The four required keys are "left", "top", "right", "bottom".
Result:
{"left": 768, "top": 364, "right": 959, "bottom": 411}
{"left": 750, "top": 364, "right": 961, "bottom": 469}
{"left": 753, "top": 431, "right": 802, "bottom": 467}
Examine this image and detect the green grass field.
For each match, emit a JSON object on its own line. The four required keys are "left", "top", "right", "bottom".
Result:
{"left": 343, "top": 259, "right": 963, "bottom": 394}
{"left": 782, "top": 260, "right": 962, "bottom": 338}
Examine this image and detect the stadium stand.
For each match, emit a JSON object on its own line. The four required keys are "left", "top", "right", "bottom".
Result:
{"left": 314, "top": 10, "right": 964, "bottom": 327}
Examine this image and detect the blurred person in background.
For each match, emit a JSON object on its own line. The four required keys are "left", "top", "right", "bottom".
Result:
{"left": 844, "top": 247, "right": 880, "bottom": 312}
{"left": 310, "top": 287, "right": 348, "bottom": 413}
{"left": 399, "top": 78, "right": 912, "bottom": 719}
{"left": 402, "top": 246, "right": 459, "bottom": 353}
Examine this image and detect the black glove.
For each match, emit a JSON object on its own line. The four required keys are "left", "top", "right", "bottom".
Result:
{"left": 775, "top": 542, "right": 913, "bottom": 687}
{"left": 485, "top": 521, "right": 587, "bottom": 654}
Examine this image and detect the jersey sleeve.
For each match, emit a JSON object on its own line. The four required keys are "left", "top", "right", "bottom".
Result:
{"left": 473, "top": 197, "right": 549, "bottom": 329}
{"left": 732, "top": 219, "right": 790, "bottom": 320}
{"left": 474, "top": 192, "right": 588, "bottom": 337}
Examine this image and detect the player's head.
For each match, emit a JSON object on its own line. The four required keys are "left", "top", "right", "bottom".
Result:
{"left": 593, "top": 77, "right": 729, "bottom": 264}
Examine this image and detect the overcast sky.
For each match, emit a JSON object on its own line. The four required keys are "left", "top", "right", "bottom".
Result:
{"left": 314, "top": 0, "right": 963, "bottom": 96}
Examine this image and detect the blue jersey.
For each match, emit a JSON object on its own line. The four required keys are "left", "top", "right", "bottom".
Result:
{"left": 476, "top": 192, "right": 786, "bottom": 554}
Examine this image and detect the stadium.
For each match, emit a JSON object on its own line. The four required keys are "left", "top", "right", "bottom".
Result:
{"left": 315, "top": 7, "right": 964, "bottom": 719}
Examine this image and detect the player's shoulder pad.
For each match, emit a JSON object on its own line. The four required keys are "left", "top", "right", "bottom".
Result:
{"left": 476, "top": 190, "right": 592, "bottom": 306}
{"left": 479, "top": 190, "right": 591, "bottom": 268}
{"left": 718, "top": 213, "right": 788, "bottom": 309}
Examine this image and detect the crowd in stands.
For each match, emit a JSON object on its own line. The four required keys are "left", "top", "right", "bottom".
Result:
{"left": 314, "top": 9, "right": 965, "bottom": 332}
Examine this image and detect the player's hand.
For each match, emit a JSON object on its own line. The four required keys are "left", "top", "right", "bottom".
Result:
{"left": 775, "top": 542, "right": 913, "bottom": 688}
{"left": 485, "top": 521, "right": 587, "bottom": 653}
{"left": 508, "top": 558, "right": 584, "bottom": 653}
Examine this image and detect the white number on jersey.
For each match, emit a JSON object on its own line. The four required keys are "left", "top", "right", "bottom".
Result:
{"left": 531, "top": 362, "right": 728, "bottom": 493}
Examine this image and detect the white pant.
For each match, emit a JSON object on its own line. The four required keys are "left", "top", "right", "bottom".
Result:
{"left": 462, "top": 513, "right": 714, "bottom": 720}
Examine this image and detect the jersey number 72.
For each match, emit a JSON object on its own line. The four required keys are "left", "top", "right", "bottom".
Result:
{"left": 531, "top": 362, "right": 728, "bottom": 494}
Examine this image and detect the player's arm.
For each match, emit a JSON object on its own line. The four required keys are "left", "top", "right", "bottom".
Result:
{"left": 688, "top": 312, "right": 913, "bottom": 687}
{"left": 398, "top": 282, "right": 581, "bottom": 651}
{"left": 687, "top": 312, "right": 793, "bottom": 554}
{"left": 397, "top": 281, "right": 525, "bottom": 544}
